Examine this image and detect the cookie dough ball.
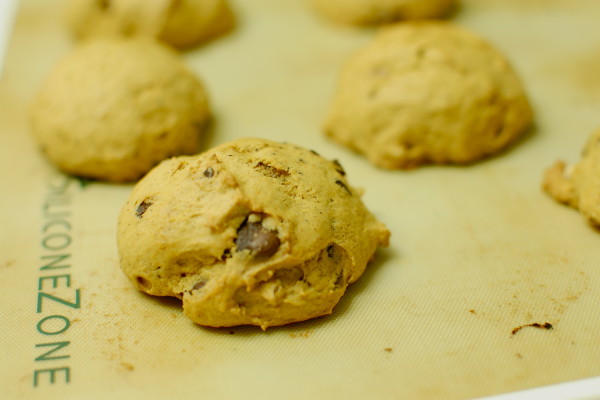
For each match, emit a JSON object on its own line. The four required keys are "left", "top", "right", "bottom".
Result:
{"left": 117, "top": 138, "right": 390, "bottom": 329}
{"left": 310, "top": 0, "right": 456, "bottom": 26}
{"left": 543, "top": 128, "right": 600, "bottom": 227}
{"left": 30, "top": 38, "right": 210, "bottom": 182}
{"left": 323, "top": 22, "right": 533, "bottom": 169}
{"left": 66, "top": 0, "right": 234, "bottom": 49}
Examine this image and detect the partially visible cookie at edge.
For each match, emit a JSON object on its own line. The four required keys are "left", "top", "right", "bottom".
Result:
{"left": 117, "top": 138, "right": 390, "bottom": 329}
{"left": 323, "top": 21, "right": 533, "bottom": 169}
{"left": 543, "top": 128, "right": 600, "bottom": 227}
{"left": 309, "top": 0, "right": 456, "bottom": 26}
{"left": 30, "top": 38, "right": 210, "bottom": 182}
{"left": 66, "top": 0, "right": 235, "bottom": 49}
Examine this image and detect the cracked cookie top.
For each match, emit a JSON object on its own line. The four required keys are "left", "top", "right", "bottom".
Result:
{"left": 117, "top": 138, "right": 390, "bottom": 329}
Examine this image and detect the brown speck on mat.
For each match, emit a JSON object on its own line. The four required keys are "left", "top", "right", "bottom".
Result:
{"left": 511, "top": 322, "right": 553, "bottom": 335}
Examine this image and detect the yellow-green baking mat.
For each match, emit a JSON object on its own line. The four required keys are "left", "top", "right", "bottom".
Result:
{"left": 1, "top": 0, "right": 600, "bottom": 398}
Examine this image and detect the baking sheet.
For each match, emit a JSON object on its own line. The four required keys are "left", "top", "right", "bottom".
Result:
{"left": 2, "top": 0, "right": 600, "bottom": 399}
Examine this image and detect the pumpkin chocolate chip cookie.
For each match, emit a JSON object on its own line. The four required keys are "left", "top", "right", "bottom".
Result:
{"left": 30, "top": 38, "right": 210, "bottom": 182}
{"left": 309, "top": 0, "right": 456, "bottom": 26}
{"left": 117, "top": 138, "right": 390, "bottom": 329}
{"left": 323, "top": 22, "right": 533, "bottom": 169}
{"left": 66, "top": 0, "right": 234, "bottom": 49}
{"left": 543, "top": 128, "right": 600, "bottom": 227}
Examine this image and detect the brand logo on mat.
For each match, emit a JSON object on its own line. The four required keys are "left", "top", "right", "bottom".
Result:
{"left": 32, "top": 175, "right": 82, "bottom": 388}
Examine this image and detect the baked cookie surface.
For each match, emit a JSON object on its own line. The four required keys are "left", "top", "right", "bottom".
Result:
{"left": 117, "top": 138, "right": 390, "bottom": 329}
{"left": 30, "top": 38, "right": 210, "bottom": 182}
{"left": 323, "top": 22, "right": 533, "bottom": 169}
{"left": 310, "top": 0, "right": 456, "bottom": 26}
{"left": 543, "top": 128, "right": 600, "bottom": 227}
{"left": 66, "top": 0, "right": 234, "bottom": 49}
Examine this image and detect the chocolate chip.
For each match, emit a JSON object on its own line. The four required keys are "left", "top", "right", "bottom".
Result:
{"left": 203, "top": 167, "right": 214, "bottom": 178}
{"left": 192, "top": 280, "right": 207, "bottom": 291}
{"left": 136, "top": 200, "right": 153, "bottom": 218}
{"left": 335, "top": 180, "right": 352, "bottom": 195}
{"left": 327, "top": 244, "right": 335, "bottom": 258}
{"left": 334, "top": 271, "right": 344, "bottom": 287}
{"left": 332, "top": 159, "right": 346, "bottom": 176}
{"left": 135, "top": 276, "right": 152, "bottom": 290}
{"left": 221, "top": 248, "right": 232, "bottom": 260}
{"left": 254, "top": 161, "right": 290, "bottom": 178}
{"left": 235, "top": 220, "right": 280, "bottom": 258}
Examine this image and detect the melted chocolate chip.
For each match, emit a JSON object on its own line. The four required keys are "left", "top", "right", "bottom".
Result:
{"left": 235, "top": 220, "right": 280, "bottom": 258}
{"left": 327, "top": 244, "right": 335, "bottom": 258}
{"left": 192, "top": 280, "right": 207, "bottom": 291}
{"left": 136, "top": 200, "right": 153, "bottom": 218}
{"left": 203, "top": 167, "right": 214, "bottom": 178}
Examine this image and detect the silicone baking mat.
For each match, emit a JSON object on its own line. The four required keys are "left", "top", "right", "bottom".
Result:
{"left": 1, "top": 0, "right": 600, "bottom": 398}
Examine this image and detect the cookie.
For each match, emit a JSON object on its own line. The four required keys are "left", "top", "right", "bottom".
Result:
{"left": 117, "top": 138, "right": 390, "bottom": 329}
{"left": 323, "top": 22, "right": 533, "bottom": 169}
{"left": 309, "top": 0, "right": 456, "bottom": 26}
{"left": 543, "top": 128, "right": 600, "bottom": 227}
{"left": 66, "top": 0, "right": 234, "bottom": 49}
{"left": 30, "top": 38, "right": 210, "bottom": 182}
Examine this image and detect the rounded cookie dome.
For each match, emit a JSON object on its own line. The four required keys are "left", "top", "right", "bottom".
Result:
{"left": 30, "top": 38, "right": 210, "bottom": 182}
{"left": 117, "top": 138, "right": 390, "bottom": 329}
{"left": 310, "top": 0, "right": 456, "bottom": 26}
{"left": 66, "top": 0, "right": 234, "bottom": 49}
{"left": 323, "top": 22, "right": 533, "bottom": 169}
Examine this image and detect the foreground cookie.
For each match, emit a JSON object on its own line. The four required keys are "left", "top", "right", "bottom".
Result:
{"left": 66, "top": 0, "right": 234, "bottom": 49}
{"left": 30, "top": 38, "right": 210, "bottom": 182}
{"left": 323, "top": 22, "right": 533, "bottom": 169}
{"left": 310, "top": 0, "right": 456, "bottom": 26}
{"left": 117, "top": 138, "right": 390, "bottom": 329}
{"left": 543, "top": 128, "right": 600, "bottom": 227}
